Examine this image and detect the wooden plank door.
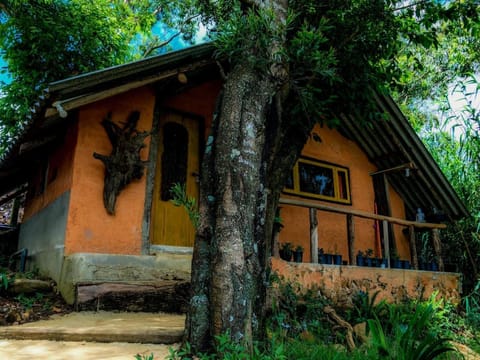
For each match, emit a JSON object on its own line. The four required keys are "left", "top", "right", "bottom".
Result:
{"left": 151, "top": 112, "right": 200, "bottom": 247}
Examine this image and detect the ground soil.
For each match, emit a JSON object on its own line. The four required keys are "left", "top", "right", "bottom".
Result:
{"left": 0, "top": 271, "right": 72, "bottom": 326}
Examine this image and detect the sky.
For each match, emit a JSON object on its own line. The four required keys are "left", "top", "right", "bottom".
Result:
{"left": 0, "top": 57, "right": 10, "bottom": 85}
{"left": 0, "top": 21, "right": 207, "bottom": 87}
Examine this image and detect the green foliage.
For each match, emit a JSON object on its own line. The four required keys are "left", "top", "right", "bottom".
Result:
{"left": 347, "top": 290, "right": 387, "bottom": 326}
{"left": 267, "top": 275, "right": 336, "bottom": 344}
{"left": 134, "top": 354, "right": 155, "bottom": 360}
{"left": 166, "top": 333, "right": 286, "bottom": 360}
{"left": 412, "top": 75, "right": 480, "bottom": 292}
{"left": 463, "top": 279, "right": 480, "bottom": 328}
{"left": 0, "top": 0, "right": 156, "bottom": 155}
{"left": 0, "top": 270, "right": 12, "bottom": 291}
{"left": 170, "top": 183, "right": 199, "bottom": 229}
{"left": 14, "top": 292, "right": 43, "bottom": 310}
{"left": 367, "top": 302, "right": 459, "bottom": 360}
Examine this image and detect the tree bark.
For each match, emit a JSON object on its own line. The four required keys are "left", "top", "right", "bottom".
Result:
{"left": 186, "top": 0, "right": 314, "bottom": 353}
{"left": 209, "top": 63, "right": 275, "bottom": 346}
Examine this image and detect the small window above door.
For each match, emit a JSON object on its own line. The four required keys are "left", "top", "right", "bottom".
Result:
{"left": 160, "top": 122, "right": 188, "bottom": 201}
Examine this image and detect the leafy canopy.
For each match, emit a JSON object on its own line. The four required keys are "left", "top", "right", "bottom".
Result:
{"left": 0, "top": 0, "right": 157, "bottom": 155}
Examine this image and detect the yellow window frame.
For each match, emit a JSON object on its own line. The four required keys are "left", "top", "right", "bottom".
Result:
{"left": 283, "top": 157, "right": 351, "bottom": 204}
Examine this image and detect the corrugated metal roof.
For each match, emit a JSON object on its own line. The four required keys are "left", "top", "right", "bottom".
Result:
{"left": 0, "top": 43, "right": 468, "bottom": 220}
{"left": 340, "top": 93, "right": 468, "bottom": 220}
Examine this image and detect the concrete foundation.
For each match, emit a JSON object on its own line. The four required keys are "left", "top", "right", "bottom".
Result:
{"left": 18, "top": 192, "right": 70, "bottom": 281}
{"left": 58, "top": 252, "right": 192, "bottom": 305}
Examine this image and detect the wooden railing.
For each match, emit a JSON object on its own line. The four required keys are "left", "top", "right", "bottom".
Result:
{"left": 278, "top": 198, "right": 447, "bottom": 271}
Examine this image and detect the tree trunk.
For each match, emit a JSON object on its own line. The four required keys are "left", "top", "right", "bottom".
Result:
{"left": 185, "top": 62, "right": 311, "bottom": 353}
{"left": 185, "top": 0, "right": 314, "bottom": 353}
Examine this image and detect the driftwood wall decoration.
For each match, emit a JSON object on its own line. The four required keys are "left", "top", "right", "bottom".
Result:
{"left": 93, "top": 111, "right": 150, "bottom": 215}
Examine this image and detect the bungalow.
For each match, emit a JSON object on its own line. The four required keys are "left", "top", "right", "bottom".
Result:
{"left": 0, "top": 44, "right": 467, "bottom": 309}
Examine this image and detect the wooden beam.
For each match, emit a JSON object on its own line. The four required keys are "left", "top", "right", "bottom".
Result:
{"left": 409, "top": 225, "right": 419, "bottom": 270}
{"left": 432, "top": 229, "right": 444, "bottom": 272}
{"left": 309, "top": 208, "right": 318, "bottom": 263}
{"left": 45, "top": 71, "right": 175, "bottom": 117}
{"left": 279, "top": 198, "right": 447, "bottom": 229}
{"left": 347, "top": 214, "right": 355, "bottom": 265}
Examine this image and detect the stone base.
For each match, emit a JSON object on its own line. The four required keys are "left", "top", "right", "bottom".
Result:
{"left": 58, "top": 252, "right": 192, "bottom": 307}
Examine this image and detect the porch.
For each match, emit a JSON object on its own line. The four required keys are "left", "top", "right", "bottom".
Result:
{"left": 273, "top": 198, "right": 461, "bottom": 304}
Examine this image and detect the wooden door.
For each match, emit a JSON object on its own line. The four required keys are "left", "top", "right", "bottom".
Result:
{"left": 151, "top": 112, "right": 200, "bottom": 247}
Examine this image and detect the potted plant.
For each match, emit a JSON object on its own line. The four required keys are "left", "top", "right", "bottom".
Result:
{"left": 293, "top": 245, "right": 304, "bottom": 263}
{"left": 318, "top": 248, "right": 326, "bottom": 264}
{"left": 333, "top": 246, "right": 342, "bottom": 265}
{"left": 279, "top": 242, "right": 293, "bottom": 261}
{"left": 391, "top": 250, "right": 401, "bottom": 269}
{"left": 324, "top": 249, "right": 334, "bottom": 265}
{"left": 365, "top": 248, "right": 374, "bottom": 267}
{"left": 356, "top": 250, "right": 365, "bottom": 266}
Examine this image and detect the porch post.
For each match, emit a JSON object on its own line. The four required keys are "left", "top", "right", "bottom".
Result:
{"left": 273, "top": 231, "right": 280, "bottom": 258}
{"left": 10, "top": 197, "right": 20, "bottom": 227}
{"left": 432, "top": 229, "right": 444, "bottom": 271}
{"left": 347, "top": 214, "right": 355, "bottom": 265}
{"left": 382, "top": 220, "right": 390, "bottom": 268}
{"left": 408, "top": 225, "right": 419, "bottom": 270}
{"left": 309, "top": 208, "right": 318, "bottom": 263}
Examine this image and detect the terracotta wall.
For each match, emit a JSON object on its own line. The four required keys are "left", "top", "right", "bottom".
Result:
{"left": 23, "top": 122, "right": 77, "bottom": 220}
{"left": 271, "top": 257, "right": 461, "bottom": 305}
{"left": 390, "top": 188, "right": 410, "bottom": 259}
{"left": 162, "top": 80, "right": 222, "bottom": 134}
{"left": 279, "top": 125, "right": 410, "bottom": 263}
{"left": 64, "top": 87, "right": 156, "bottom": 255}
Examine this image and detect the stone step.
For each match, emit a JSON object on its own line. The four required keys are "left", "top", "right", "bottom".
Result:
{"left": 0, "top": 339, "right": 174, "bottom": 360}
{"left": 0, "top": 311, "right": 185, "bottom": 344}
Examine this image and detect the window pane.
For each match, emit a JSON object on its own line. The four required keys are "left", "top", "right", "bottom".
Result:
{"left": 161, "top": 122, "right": 188, "bottom": 201}
{"left": 338, "top": 171, "right": 348, "bottom": 200}
{"left": 299, "top": 162, "right": 334, "bottom": 197}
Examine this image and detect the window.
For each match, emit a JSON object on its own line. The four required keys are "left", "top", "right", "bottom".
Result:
{"left": 284, "top": 157, "right": 351, "bottom": 204}
{"left": 161, "top": 122, "right": 188, "bottom": 201}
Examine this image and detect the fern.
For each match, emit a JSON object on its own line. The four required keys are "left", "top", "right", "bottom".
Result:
{"left": 170, "top": 183, "right": 200, "bottom": 229}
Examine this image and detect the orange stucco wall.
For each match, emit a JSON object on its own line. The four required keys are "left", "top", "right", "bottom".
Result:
{"left": 162, "top": 80, "right": 222, "bottom": 135}
{"left": 64, "top": 87, "right": 156, "bottom": 255}
{"left": 23, "top": 122, "right": 77, "bottom": 220}
{"left": 279, "top": 124, "right": 410, "bottom": 263}
{"left": 23, "top": 78, "right": 410, "bottom": 262}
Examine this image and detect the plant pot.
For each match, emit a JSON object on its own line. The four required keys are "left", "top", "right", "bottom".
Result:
{"left": 402, "top": 260, "right": 411, "bottom": 269}
{"left": 392, "top": 259, "right": 402, "bottom": 269}
{"left": 318, "top": 249, "right": 325, "bottom": 264}
{"left": 379, "top": 259, "right": 387, "bottom": 268}
{"left": 430, "top": 262, "right": 438, "bottom": 271}
{"left": 324, "top": 254, "right": 333, "bottom": 265}
{"left": 293, "top": 250, "right": 303, "bottom": 263}
{"left": 366, "top": 258, "right": 373, "bottom": 267}
{"left": 356, "top": 255, "right": 365, "bottom": 266}
{"left": 279, "top": 249, "right": 292, "bottom": 262}
{"left": 333, "top": 254, "right": 342, "bottom": 265}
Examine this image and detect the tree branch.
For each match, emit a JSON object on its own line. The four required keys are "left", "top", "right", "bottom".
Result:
{"left": 393, "top": 1, "right": 429, "bottom": 12}
{"left": 142, "top": 14, "right": 201, "bottom": 58}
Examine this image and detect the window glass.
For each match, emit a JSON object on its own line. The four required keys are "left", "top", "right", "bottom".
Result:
{"left": 299, "top": 163, "right": 334, "bottom": 196}
{"left": 161, "top": 122, "right": 188, "bottom": 201}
